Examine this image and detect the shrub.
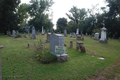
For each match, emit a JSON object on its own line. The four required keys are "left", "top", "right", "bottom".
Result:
{"left": 36, "top": 39, "right": 57, "bottom": 64}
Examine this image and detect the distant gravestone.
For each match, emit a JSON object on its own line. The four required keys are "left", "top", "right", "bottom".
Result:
{"left": 50, "top": 34, "right": 68, "bottom": 62}
{"left": 76, "top": 35, "right": 81, "bottom": 40}
{"left": 64, "top": 30, "right": 67, "bottom": 37}
{"left": 86, "top": 33, "right": 88, "bottom": 36}
{"left": 12, "top": 30, "right": 16, "bottom": 37}
{"left": 7, "top": 31, "right": 11, "bottom": 36}
{"left": 46, "top": 33, "right": 51, "bottom": 43}
{"left": 70, "top": 33, "right": 72, "bottom": 37}
{"left": 23, "top": 33, "right": 27, "bottom": 38}
{"left": 81, "top": 31, "right": 82, "bottom": 35}
{"left": 41, "top": 26, "right": 44, "bottom": 35}
{"left": 94, "top": 33, "right": 99, "bottom": 40}
{"left": 16, "top": 31, "right": 19, "bottom": 35}
{"left": 74, "top": 33, "right": 76, "bottom": 38}
{"left": 76, "top": 28, "right": 79, "bottom": 35}
{"left": 36, "top": 31, "right": 38, "bottom": 35}
{"left": 99, "top": 27, "right": 108, "bottom": 43}
{"left": 70, "top": 41, "right": 73, "bottom": 48}
{"left": 31, "top": 26, "right": 36, "bottom": 39}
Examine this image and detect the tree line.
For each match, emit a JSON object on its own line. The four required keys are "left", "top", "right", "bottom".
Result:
{"left": 0, "top": 0, "right": 120, "bottom": 38}
{"left": 56, "top": 0, "right": 120, "bottom": 38}
{"left": 0, "top": 0, "right": 54, "bottom": 34}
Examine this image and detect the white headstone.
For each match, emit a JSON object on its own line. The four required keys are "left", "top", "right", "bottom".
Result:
{"left": 99, "top": 27, "right": 107, "bottom": 43}
{"left": 76, "top": 28, "right": 79, "bottom": 35}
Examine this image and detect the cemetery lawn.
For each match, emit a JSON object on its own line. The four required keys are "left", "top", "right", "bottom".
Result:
{"left": 0, "top": 34, "right": 120, "bottom": 80}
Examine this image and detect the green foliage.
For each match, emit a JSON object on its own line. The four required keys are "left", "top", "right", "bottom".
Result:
{"left": 36, "top": 39, "right": 57, "bottom": 64}
{"left": 56, "top": 17, "right": 67, "bottom": 32}
{"left": 28, "top": 0, "right": 54, "bottom": 32}
{"left": 0, "top": 0, "right": 20, "bottom": 34}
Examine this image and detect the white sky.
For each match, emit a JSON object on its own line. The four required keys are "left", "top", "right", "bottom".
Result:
{"left": 21, "top": 0, "right": 107, "bottom": 29}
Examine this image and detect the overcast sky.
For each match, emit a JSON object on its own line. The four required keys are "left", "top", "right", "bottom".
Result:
{"left": 21, "top": 0, "right": 107, "bottom": 29}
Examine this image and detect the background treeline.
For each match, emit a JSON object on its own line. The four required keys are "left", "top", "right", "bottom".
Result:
{"left": 0, "top": 0, "right": 120, "bottom": 38}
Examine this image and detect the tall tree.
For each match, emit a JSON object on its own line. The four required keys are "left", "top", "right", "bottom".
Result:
{"left": 28, "top": 0, "right": 54, "bottom": 31}
{"left": 56, "top": 18, "right": 67, "bottom": 33}
{"left": 0, "top": 0, "right": 20, "bottom": 34}
{"left": 66, "top": 6, "right": 87, "bottom": 28}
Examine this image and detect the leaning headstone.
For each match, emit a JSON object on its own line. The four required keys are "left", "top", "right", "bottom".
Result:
{"left": 94, "top": 33, "right": 99, "bottom": 40}
{"left": 64, "top": 30, "right": 67, "bottom": 37}
{"left": 70, "top": 41, "right": 73, "bottom": 48}
{"left": 76, "top": 35, "right": 81, "bottom": 40}
{"left": 99, "top": 27, "right": 108, "bottom": 43}
{"left": 50, "top": 34, "right": 68, "bottom": 62}
{"left": 46, "top": 33, "right": 51, "bottom": 43}
{"left": 31, "top": 26, "right": 36, "bottom": 39}
{"left": 12, "top": 30, "right": 16, "bottom": 37}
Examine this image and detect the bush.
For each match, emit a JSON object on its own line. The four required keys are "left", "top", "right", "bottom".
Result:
{"left": 36, "top": 39, "right": 57, "bottom": 64}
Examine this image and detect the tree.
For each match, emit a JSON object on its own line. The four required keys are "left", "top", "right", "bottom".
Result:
{"left": 66, "top": 6, "right": 87, "bottom": 28}
{"left": 0, "top": 0, "right": 21, "bottom": 34}
{"left": 56, "top": 18, "right": 67, "bottom": 33}
{"left": 28, "top": 0, "right": 54, "bottom": 31}
{"left": 16, "top": 3, "right": 30, "bottom": 29}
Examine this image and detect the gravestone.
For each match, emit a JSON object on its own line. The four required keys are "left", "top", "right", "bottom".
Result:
{"left": 99, "top": 27, "right": 108, "bottom": 43}
{"left": 46, "top": 33, "right": 51, "bottom": 43}
{"left": 31, "top": 26, "right": 36, "bottom": 39}
{"left": 76, "top": 35, "right": 81, "bottom": 40}
{"left": 70, "top": 33, "right": 72, "bottom": 37}
{"left": 74, "top": 33, "right": 76, "bottom": 38}
{"left": 23, "top": 33, "right": 26, "bottom": 37}
{"left": 41, "top": 26, "right": 44, "bottom": 35}
{"left": 64, "top": 30, "right": 67, "bottom": 37}
{"left": 86, "top": 33, "right": 88, "bottom": 36}
{"left": 70, "top": 41, "right": 73, "bottom": 48}
{"left": 16, "top": 31, "right": 19, "bottom": 35}
{"left": 76, "top": 28, "right": 79, "bottom": 35}
{"left": 50, "top": 34, "right": 68, "bottom": 62}
{"left": 12, "top": 30, "right": 16, "bottom": 37}
{"left": 7, "top": 31, "right": 11, "bottom": 36}
{"left": 94, "top": 33, "right": 99, "bottom": 40}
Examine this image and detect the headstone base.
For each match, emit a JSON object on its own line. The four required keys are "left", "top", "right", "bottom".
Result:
{"left": 31, "top": 34, "right": 36, "bottom": 39}
{"left": 56, "top": 54, "right": 68, "bottom": 62}
{"left": 99, "top": 39, "right": 108, "bottom": 43}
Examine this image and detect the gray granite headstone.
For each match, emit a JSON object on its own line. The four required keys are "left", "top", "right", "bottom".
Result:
{"left": 32, "top": 26, "right": 36, "bottom": 39}
{"left": 50, "top": 34, "right": 68, "bottom": 62}
{"left": 94, "top": 33, "right": 99, "bottom": 40}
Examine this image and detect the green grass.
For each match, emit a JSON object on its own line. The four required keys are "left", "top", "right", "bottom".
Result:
{"left": 0, "top": 34, "right": 120, "bottom": 80}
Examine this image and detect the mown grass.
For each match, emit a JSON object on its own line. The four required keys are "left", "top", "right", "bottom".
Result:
{"left": 0, "top": 34, "right": 120, "bottom": 80}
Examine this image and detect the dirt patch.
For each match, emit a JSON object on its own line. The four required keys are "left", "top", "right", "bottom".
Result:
{"left": 28, "top": 48, "right": 36, "bottom": 50}
{"left": 86, "top": 58, "right": 120, "bottom": 80}
{"left": 87, "top": 49, "right": 98, "bottom": 55}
